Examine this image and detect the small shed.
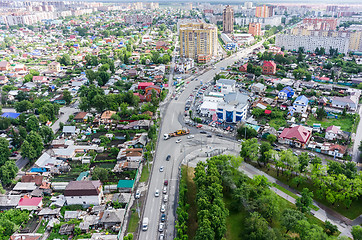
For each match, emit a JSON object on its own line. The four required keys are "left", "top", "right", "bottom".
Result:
{"left": 117, "top": 180, "right": 135, "bottom": 193}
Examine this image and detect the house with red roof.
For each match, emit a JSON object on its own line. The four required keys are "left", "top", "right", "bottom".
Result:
{"left": 278, "top": 125, "right": 312, "bottom": 148}
{"left": 239, "top": 63, "right": 248, "bottom": 72}
{"left": 262, "top": 61, "right": 276, "bottom": 75}
{"left": 17, "top": 196, "right": 43, "bottom": 210}
{"left": 0, "top": 61, "right": 10, "bottom": 71}
{"left": 138, "top": 82, "right": 154, "bottom": 90}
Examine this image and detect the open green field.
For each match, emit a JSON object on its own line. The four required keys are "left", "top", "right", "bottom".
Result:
{"left": 139, "top": 164, "right": 151, "bottom": 182}
{"left": 269, "top": 118, "right": 287, "bottom": 130}
{"left": 127, "top": 209, "right": 140, "bottom": 233}
{"left": 306, "top": 114, "right": 355, "bottom": 132}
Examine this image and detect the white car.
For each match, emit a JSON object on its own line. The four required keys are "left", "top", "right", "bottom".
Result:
{"left": 187, "top": 135, "right": 194, "bottom": 139}
{"left": 160, "top": 204, "right": 166, "bottom": 213}
{"left": 176, "top": 139, "right": 182, "bottom": 143}
{"left": 155, "top": 189, "right": 160, "bottom": 197}
{"left": 162, "top": 186, "right": 167, "bottom": 194}
{"left": 135, "top": 189, "right": 140, "bottom": 199}
{"left": 159, "top": 222, "right": 165, "bottom": 232}
{"left": 159, "top": 166, "right": 164, "bottom": 172}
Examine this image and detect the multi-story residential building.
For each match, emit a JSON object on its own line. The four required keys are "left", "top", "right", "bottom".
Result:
{"left": 244, "top": 2, "right": 253, "bottom": 9}
{"left": 292, "top": 95, "right": 309, "bottom": 114}
{"left": 255, "top": 5, "right": 273, "bottom": 18}
{"left": 179, "top": 22, "right": 218, "bottom": 63}
{"left": 248, "top": 22, "right": 261, "bottom": 36}
{"left": 302, "top": 18, "right": 338, "bottom": 31}
{"left": 275, "top": 33, "right": 350, "bottom": 54}
{"left": 262, "top": 60, "right": 276, "bottom": 75}
{"left": 349, "top": 30, "right": 362, "bottom": 52}
{"left": 223, "top": 5, "right": 234, "bottom": 33}
{"left": 48, "top": 62, "right": 61, "bottom": 73}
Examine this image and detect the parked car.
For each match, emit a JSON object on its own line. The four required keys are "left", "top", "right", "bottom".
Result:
{"left": 161, "top": 214, "right": 166, "bottom": 222}
{"left": 200, "top": 131, "right": 207, "bottom": 134}
{"left": 160, "top": 204, "right": 166, "bottom": 213}
{"left": 164, "top": 180, "right": 168, "bottom": 186}
{"left": 163, "top": 195, "right": 168, "bottom": 203}
{"left": 162, "top": 186, "right": 167, "bottom": 194}
{"left": 159, "top": 234, "right": 164, "bottom": 240}
{"left": 207, "top": 134, "right": 212, "bottom": 138}
{"left": 159, "top": 222, "right": 164, "bottom": 232}
{"left": 159, "top": 166, "right": 164, "bottom": 172}
{"left": 135, "top": 189, "right": 140, "bottom": 199}
{"left": 187, "top": 135, "right": 194, "bottom": 139}
{"left": 166, "top": 155, "right": 171, "bottom": 161}
{"left": 176, "top": 139, "right": 182, "bottom": 143}
{"left": 216, "top": 134, "right": 223, "bottom": 137}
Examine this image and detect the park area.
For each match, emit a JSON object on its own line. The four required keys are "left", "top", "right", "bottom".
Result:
{"left": 306, "top": 114, "right": 357, "bottom": 132}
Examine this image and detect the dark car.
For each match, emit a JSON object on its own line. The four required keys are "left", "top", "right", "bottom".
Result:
{"left": 161, "top": 214, "right": 166, "bottom": 222}
{"left": 200, "top": 131, "right": 207, "bottom": 134}
{"left": 166, "top": 155, "right": 171, "bottom": 161}
{"left": 274, "top": 148, "right": 281, "bottom": 152}
{"left": 207, "top": 134, "right": 212, "bottom": 138}
{"left": 271, "top": 143, "right": 277, "bottom": 147}
{"left": 216, "top": 134, "right": 223, "bottom": 137}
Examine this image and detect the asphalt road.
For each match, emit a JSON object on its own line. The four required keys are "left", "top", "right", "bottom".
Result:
{"left": 51, "top": 104, "right": 79, "bottom": 134}
{"left": 138, "top": 42, "right": 265, "bottom": 240}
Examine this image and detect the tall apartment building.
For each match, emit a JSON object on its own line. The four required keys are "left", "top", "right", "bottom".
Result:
{"left": 244, "top": 2, "right": 253, "bottom": 9}
{"left": 255, "top": 5, "right": 273, "bottom": 18}
{"left": 349, "top": 31, "right": 362, "bottom": 52}
{"left": 248, "top": 22, "right": 261, "bottom": 36}
{"left": 302, "top": 18, "right": 338, "bottom": 31}
{"left": 223, "top": 5, "right": 234, "bottom": 33}
{"left": 179, "top": 22, "right": 218, "bottom": 63}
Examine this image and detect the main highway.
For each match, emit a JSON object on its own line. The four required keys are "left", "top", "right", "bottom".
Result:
{"left": 137, "top": 42, "right": 266, "bottom": 240}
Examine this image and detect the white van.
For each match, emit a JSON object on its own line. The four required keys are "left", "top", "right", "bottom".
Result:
{"left": 142, "top": 217, "right": 149, "bottom": 231}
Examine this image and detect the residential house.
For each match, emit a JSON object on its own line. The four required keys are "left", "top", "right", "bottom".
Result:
{"left": 0, "top": 195, "right": 21, "bottom": 210}
{"left": 38, "top": 208, "right": 61, "bottom": 219}
{"left": 63, "top": 126, "right": 77, "bottom": 135}
{"left": 250, "top": 83, "right": 266, "bottom": 95}
{"left": 59, "top": 224, "right": 75, "bottom": 235}
{"left": 331, "top": 95, "right": 358, "bottom": 112}
{"left": 238, "top": 63, "right": 248, "bottom": 72}
{"left": 101, "top": 110, "right": 116, "bottom": 122}
{"left": 17, "top": 196, "right": 43, "bottom": 210}
{"left": 0, "top": 75, "right": 9, "bottom": 84}
{"left": 10, "top": 233, "right": 42, "bottom": 240}
{"left": 262, "top": 61, "right": 276, "bottom": 75}
{"left": 278, "top": 86, "right": 294, "bottom": 101}
{"left": 21, "top": 175, "right": 43, "bottom": 186}
{"left": 138, "top": 82, "right": 154, "bottom": 90}
{"left": 321, "top": 143, "right": 347, "bottom": 158}
{"left": 48, "top": 62, "right": 61, "bottom": 73}
{"left": 32, "top": 76, "right": 46, "bottom": 83}
{"left": 325, "top": 125, "right": 341, "bottom": 140}
{"left": 278, "top": 125, "right": 312, "bottom": 148}
{"left": 292, "top": 95, "right": 309, "bottom": 114}
{"left": 73, "top": 112, "right": 89, "bottom": 122}
{"left": 145, "top": 85, "right": 161, "bottom": 102}
{"left": 100, "top": 209, "right": 125, "bottom": 228}
{"left": 0, "top": 61, "right": 10, "bottom": 71}
{"left": 64, "top": 180, "right": 103, "bottom": 206}
{"left": 117, "top": 180, "right": 135, "bottom": 193}
{"left": 13, "top": 182, "right": 37, "bottom": 193}
{"left": 155, "top": 41, "right": 168, "bottom": 50}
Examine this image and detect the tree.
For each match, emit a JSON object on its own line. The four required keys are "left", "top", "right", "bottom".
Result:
{"left": 324, "top": 220, "right": 338, "bottom": 236}
{"left": 59, "top": 54, "right": 71, "bottom": 65}
{"left": 296, "top": 188, "right": 314, "bottom": 213}
{"left": 92, "top": 167, "right": 110, "bottom": 183}
{"left": 358, "top": 140, "right": 362, "bottom": 152}
{"left": 244, "top": 212, "right": 277, "bottom": 240}
{"left": 39, "top": 126, "right": 54, "bottom": 144}
{"left": 14, "top": 100, "right": 33, "bottom": 113}
{"left": 26, "top": 131, "right": 43, "bottom": 159}
{"left": 97, "top": 71, "right": 110, "bottom": 86}
{"left": 26, "top": 115, "right": 39, "bottom": 132}
{"left": 123, "top": 233, "right": 133, "bottom": 240}
{"left": 281, "top": 208, "right": 306, "bottom": 233}
{"left": 62, "top": 90, "right": 72, "bottom": 105}
{"left": 0, "top": 117, "right": 11, "bottom": 130}
{"left": 21, "top": 140, "right": 36, "bottom": 161}
{"left": 0, "top": 138, "right": 10, "bottom": 166}
{"left": 266, "top": 134, "right": 277, "bottom": 144}
{"left": 237, "top": 125, "right": 257, "bottom": 139}
{"left": 352, "top": 225, "right": 362, "bottom": 240}
{"left": 298, "top": 152, "right": 310, "bottom": 173}
{"left": 316, "top": 106, "right": 327, "bottom": 120}
{"left": 259, "top": 142, "right": 272, "bottom": 167}
{"left": 0, "top": 160, "right": 17, "bottom": 185}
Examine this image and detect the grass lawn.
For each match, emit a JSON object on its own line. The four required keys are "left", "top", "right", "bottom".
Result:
{"left": 255, "top": 164, "right": 362, "bottom": 220}
{"left": 36, "top": 220, "right": 47, "bottom": 234}
{"left": 182, "top": 166, "right": 198, "bottom": 240}
{"left": 139, "top": 164, "right": 151, "bottom": 182}
{"left": 306, "top": 114, "right": 355, "bottom": 132}
{"left": 127, "top": 210, "right": 140, "bottom": 233}
{"left": 269, "top": 118, "right": 287, "bottom": 130}
{"left": 224, "top": 192, "right": 247, "bottom": 240}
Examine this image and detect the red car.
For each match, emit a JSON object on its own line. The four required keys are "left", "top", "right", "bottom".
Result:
{"left": 164, "top": 180, "right": 168, "bottom": 186}
{"left": 196, "top": 124, "right": 202, "bottom": 128}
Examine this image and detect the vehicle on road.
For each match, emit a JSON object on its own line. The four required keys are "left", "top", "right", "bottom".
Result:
{"left": 160, "top": 204, "right": 166, "bottom": 213}
{"left": 207, "top": 134, "right": 212, "bottom": 138}
{"left": 196, "top": 124, "right": 202, "bottom": 128}
{"left": 216, "top": 134, "right": 223, "bottom": 137}
{"left": 274, "top": 148, "right": 281, "bottom": 152}
{"left": 163, "top": 195, "right": 168, "bottom": 203}
{"left": 164, "top": 180, "right": 168, "bottom": 186}
{"left": 176, "top": 139, "right": 182, "bottom": 143}
{"left": 155, "top": 189, "right": 160, "bottom": 197}
{"left": 162, "top": 186, "right": 167, "bottom": 194}
{"left": 142, "top": 217, "right": 149, "bottom": 231}
{"left": 159, "top": 166, "right": 164, "bottom": 172}
{"left": 187, "top": 135, "right": 194, "bottom": 139}
{"left": 200, "top": 131, "right": 207, "bottom": 134}
{"left": 164, "top": 129, "right": 190, "bottom": 140}
{"left": 271, "top": 143, "right": 277, "bottom": 147}
{"left": 159, "top": 233, "right": 164, "bottom": 240}
{"left": 135, "top": 189, "right": 140, "bottom": 199}
{"left": 166, "top": 155, "right": 171, "bottom": 161}
{"left": 161, "top": 213, "right": 166, "bottom": 222}
{"left": 159, "top": 222, "right": 164, "bottom": 232}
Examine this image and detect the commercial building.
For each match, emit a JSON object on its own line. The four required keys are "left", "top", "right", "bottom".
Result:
{"left": 248, "top": 22, "right": 261, "bottom": 36}
{"left": 179, "top": 22, "right": 218, "bottom": 63}
{"left": 223, "top": 5, "right": 234, "bottom": 33}
{"left": 216, "top": 92, "right": 250, "bottom": 123}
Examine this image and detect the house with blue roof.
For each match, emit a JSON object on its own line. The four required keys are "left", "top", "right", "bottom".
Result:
{"left": 293, "top": 95, "right": 309, "bottom": 114}
{"left": 278, "top": 87, "right": 294, "bottom": 101}
{"left": 1, "top": 112, "right": 20, "bottom": 119}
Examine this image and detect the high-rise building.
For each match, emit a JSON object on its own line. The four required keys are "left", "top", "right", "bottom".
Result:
{"left": 179, "top": 22, "right": 218, "bottom": 63}
{"left": 302, "top": 18, "right": 338, "bottom": 31}
{"left": 349, "top": 31, "right": 362, "bottom": 51}
{"left": 248, "top": 22, "right": 261, "bottom": 36}
{"left": 244, "top": 2, "right": 253, "bottom": 9}
{"left": 223, "top": 5, "right": 234, "bottom": 33}
{"left": 255, "top": 5, "right": 273, "bottom": 18}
